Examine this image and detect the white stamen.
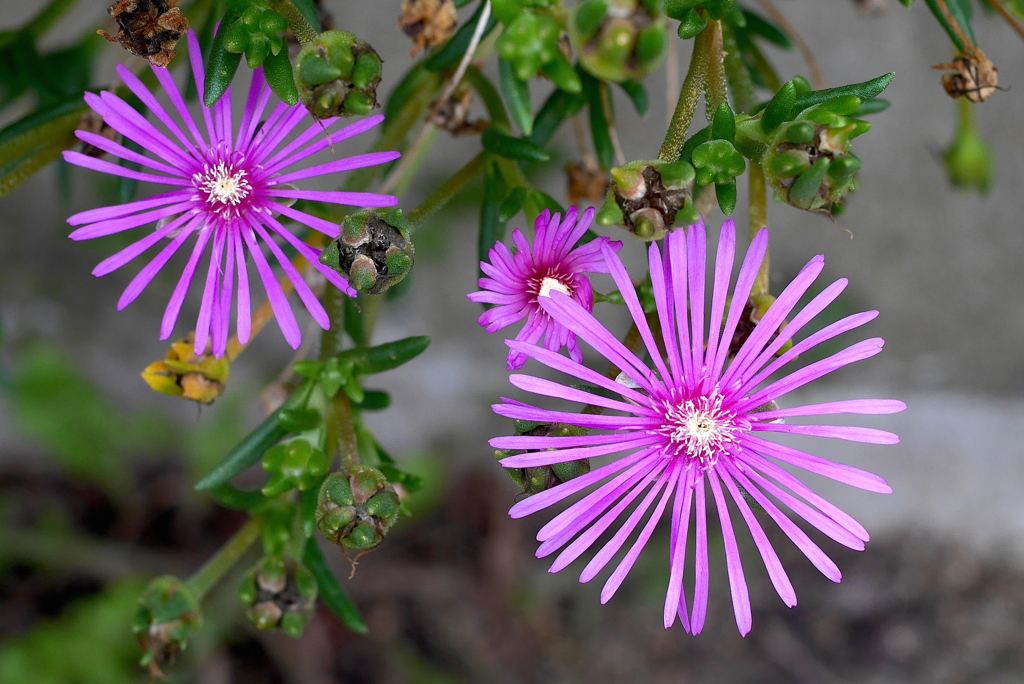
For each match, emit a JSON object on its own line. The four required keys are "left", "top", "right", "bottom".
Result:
{"left": 194, "top": 161, "right": 252, "bottom": 216}
{"left": 658, "top": 392, "right": 740, "bottom": 469}
{"left": 537, "top": 276, "right": 571, "bottom": 298}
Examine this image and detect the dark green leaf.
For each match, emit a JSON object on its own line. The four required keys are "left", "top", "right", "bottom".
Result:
{"left": 498, "top": 185, "right": 529, "bottom": 222}
{"left": 790, "top": 73, "right": 895, "bottom": 117}
{"left": 580, "top": 68, "right": 613, "bottom": 170}
{"left": 208, "top": 484, "right": 267, "bottom": 511}
{"left": 741, "top": 8, "right": 792, "bottom": 49}
{"left": 424, "top": 2, "right": 498, "bottom": 72}
{"left": 711, "top": 102, "right": 735, "bottom": 141}
{"left": 291, "top": 0, "right": 323, "bottom": 31}
{"left": 303, "top": 537, "right": 368, "bottom": 633}
{"left": 529, "top": 88, "right": 585, "bottom": 147}
{"left": 300, "top": 484, "right": 321, "bottom": 538}
{"left": 923, "top": 0, "right": 975, "bottom": 51}
{"left": 618, "top": 80, "right": 648, "bottom": 116}
{"left": 499, "top": 58, "right": 533, "bottom": 135}
{"left": 194, "top": 380, "right": 315, "bottom": 490}
{"left": 465, "top": 67, "right": 512, "bottom": 132}
{"left": 678, "top": 125, "right": 711, "bottom": 165}
{"left": 854, "top": 98, "right": 890, "bottom": 116}
{"left": 263, "top": 46, "right": 298, "bottom": 105}
{"left": 762, "top": 80, "right": 796, "bottom": 135}
{"left": 480, "top": 161, "right": 507, "bottom": 268}
{"left": 349, "top": 336, "right": 431, "bottom": 375}
{"left": 715, "top": 180, "right": 737, "bottom": 215}
{"left": 356, "top": 390, "right": 391, "bottom": 411}
{"left": 204, "top": 12, "right": 243, "bottom": 107}
{"left": 482, "top": 128, "right": 550, "bottom": 162}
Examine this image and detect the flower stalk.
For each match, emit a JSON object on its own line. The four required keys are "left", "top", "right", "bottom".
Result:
{"left": 748, "top": 162, "right": 770, "bottom": 295}
{"left": 269, "top": 0, "right": 318, "bottom": 46}
{"left": 659, "top": 22, "right": 715, "bottom": 162}
{"left": 185, "top": 516, "right": 263, "bottom": 600}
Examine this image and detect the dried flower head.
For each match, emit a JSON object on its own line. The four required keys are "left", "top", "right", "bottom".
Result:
{"left": 491, "top": 219, "right": 904, "bottom": 634}
{"left": 400, "top": 0, "right": 459, "bottom": 57}
{"left": 934, "top": 53, "right": 1000, "bottom": 103}
{"left": 99, "top": 0, "right": 189, "bottom": 68}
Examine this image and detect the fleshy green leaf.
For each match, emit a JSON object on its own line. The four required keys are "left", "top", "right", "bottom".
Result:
{"left": 303, "top": 537, "right": 368, "bottom": 633}
{"left": 481, "top": 128, "right": 551, "bottom": 162}
{"left": 204, "top": 11, "right": 243, "bottom": 107}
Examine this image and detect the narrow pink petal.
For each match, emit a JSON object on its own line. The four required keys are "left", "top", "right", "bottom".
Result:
{"left": 64, "top": 151, "right": 189, "bottom": 189}
{"left": 719, "top": 465, "right": 796, "bottom": 607}
{"left": 266, "top": 114, "right": 385, "bottom": 171}
{"left": 237, "top": 67, "right": 272, "bottom": 149}
{"left": 68, "top": 189, "right": 192, "bottom": 226}
{"left": 724, "top": 461, "right": 842, "bottom": 582}
{"left": 69, "top": 202, "right": 193, "bottom": 241}
{"left": 491, "top": 401, "right": 660, "bottom": 430}
{"left": 665, "top": 468, "right": 694, "bottom": 630}
{"left": 269, "top": 202, "right": 341, "bottom": 238}
{"left": 710, "top": 227, "right": 768, "bottom": 378}
{"left": 691, "top": 475, "right": 709, "bottom": 634}
{"left": 666, "top": 230, "right": 694, "bottom": 381}
{"left": 93, "top": 211, "right": 194, "bottom": 276}
{"left": 740, "top": 435, "right": 892, "bottom": 492}
{"left": 508, "top": 374, "right": 656, "bottom": 415}
{"left": 686, "top": 220, "right": 707, "bottom": 373}
{"left": 240, "top": 223, "right": 301, "bottom": 349}
{"left": 251, "top": 105, "right": 308, "bottom": 159}
{"left": 213, "top": 231, "right": 236, "bottom": 358}
{"left": 193, "top": 229, "right": 226, "bottom": 355}
{"left": 115, "top": 63, "right": 200, "bottom": 157}
{"left": 752, "top": 423, "right": 900, "bottom": 445}
{"left": 264, "top": 188, "right": 399, "bottom": 208}
{"left": 500, "top": 436, "right": 662, "bottom": 468}
{"left": 648, "top": 241, "right": 683, "bottom": 384}
{"left": 151, "top": 61, "right": 207, "bottom": 150}
{"left": 248, "top": 218, "right": 329, "bottom": 329}
{"left": 259, "top": 210, "right": 356, "bottom": 297}
{"left": 707, "top": 469, "right": 752, "bottom": 635}
{"left": 74, "top": 130, "right": 182, "bottom": 175}
{"left": 751, "top": 399, "right": 907, "bottom": 421}
{"left": 233, "top": 230, "right": 251, "bottom": 344}
{"left": 117, "top": 217, "right": 201, "bottom": 309}
{"left": 601, "top": 464, "right": 680, "bottom": 603}
{"left": 272, "top": 151, "right": 402, "bottom": 185}
{"left": 160, "top": 223, "right": 214, "bottom": 338}
{"left": 704, "top": 219, "right": 736, "bottom": 368}
{"left": 186, "top": 30, "right": 217, "bottom": 142}
{"left": 508, "top": 449, "right": 653, "bottom": 519}
{"left": 96, "top": 92, "right": 194, "bottom": 167}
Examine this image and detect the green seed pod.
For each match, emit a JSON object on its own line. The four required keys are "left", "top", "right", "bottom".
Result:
{"left": 294, "top": 31, "right": 381, "bottom": 119}
{"left": 570, "top": 0, "right": 668, "bottom": 83}
{"left": 133, "top": 576, "right": 202, "bottom": 678}
{"left": 320, "top": 209, "right": 415, "bottom": 295}
{"left": 604, "top": 159, "right": 695, "bottom": 241}
{"left": 316, "top": 466, "right": 401, "bottom": 550}
{"left": 827, "top": 154, "right": 862, "bottom": 185}
{"left": 497, "top": 422, "right": 592, "bottom": 496}
{"left": 261, "top": 438, "right": 330, "bottom": 497}
{"left": 239, "top": 557, "right": 318, "bottom": 637}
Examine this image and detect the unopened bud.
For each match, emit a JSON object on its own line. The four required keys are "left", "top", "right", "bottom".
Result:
{"left": 317, "top": 466, "right": 401, "bottom": 551}
{"left": 262, "top": 438, "right": 330, "bottom": 497}
{"left": 570, "top": 0, "right": 668, "bottom": 83}
{"left": 294, "top": 31, "right": 382, "bottom": 119}
{"left": 239, "top": 557, "right": 318, "bottom": 637}
{"left": 133, "top": 576, "right": 201, "bottom": 678}
{"left": 142, "top": 333, "right": 230, "bottom": 404}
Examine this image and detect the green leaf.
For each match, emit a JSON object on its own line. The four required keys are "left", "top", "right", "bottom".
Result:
{"left": 204, "top": 11, "right": 243, "bottom": 107}
{"left": 711, "top": 102, "right": 735, "bottom": 141}
{"left": 424, "top": 1, "right": 498, "bottom": 72}
{"left": 499, "top": 58, "right": 533, "bottom": 136}
{"left": 580, "top": 68, "right": 613, "bottom": 170}
{"left": 344, "top": 296, "right": 367, "bottom": 347}
{"left": 208, "top": 484, "right": 267, "bottom": 511}
{"left": 761, "top": 80, "right": 796, "bottom": 135}
{"left": 480, "top": 161, "right": 507, "bottom": 268}
{"left": 498, "top": 185, "right": 529, "bottom": 222}
{"left": 618, "top": 80, "right": 648, "bottom": 116}
{"left": 263, "top": 46, "right": 298, "bottom": 105}
{"left": 790, "top": 73, "right": 895, "bottom": 117}
{"left": 481, "top": 128, "right": 551, "bottom": 162}
{"left": 194, "top": 380, "right": 315, "bottom": 490}
{"left": 740, "top": 8, "right": 792, "bottom": 49}
{"left": 529, "top": 88, "right": 585, "bottom": 147}
{"left": 923, "top": 0, "right": 975, "bottom": 51}
{"left": 299, "top": 484, "right": 321, "bottom": 538}
{"left": 715, "top": 180, "right": 737, "bottom": 215}
{"left": 679, "top": 125, "right": 711, "bottom": 165}
{"left": 465, "top": 66, "right": 512, "bottom": 132}
{"left": 356, "top": 390, "right": 392, "bottom": 411}
{"left": 854, "top": 98, "right": 890, "bottom": 116}
{"left": 351, "top": 336, "right": 431, "bottom": 375}
{"left": 379, "top": 464, "right": 425, "bottom": 494}
{"left": 303, "top": 537, "right": 368, "bottom": 633}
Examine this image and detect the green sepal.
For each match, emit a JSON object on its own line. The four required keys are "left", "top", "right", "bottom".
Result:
{"left": 264, "top": 47, "right": 298, "bottom": 105}
{"left": 482, "top": 128, "right": 551, "bottom": 162}
{"left": 302, "top": 538, "right": 368, "bottom": 633}
{"left": 298, "top": 55, "right": 343, "bottom": 86}
{"left": 204, "top": 11, "right": 244, "bottom": 107}
{"left": 761, "top": 80, "right": 796, "bottom": 135}
{"left": 499, "top": 58, "right": 533, "bottom": 136}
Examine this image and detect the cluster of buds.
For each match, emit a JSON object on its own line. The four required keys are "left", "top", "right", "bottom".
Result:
{"left": 133, "top": 576, "right": 202, "bottom": 678}
{"left": 261, "top": 438, "right": 330, "bottom": 497}
{"left": 221, "top": 4, "right": 288, "bottom": 68}
{"left": 497, "top": 420, "right": 592, "bottom": 495}
{"left": 494, "top": 0, "right": 580, "bottom": 92}
{"left": 141, "top": 334, "right": 230, "bottom": 404}
{"left": 664, "top": 0, "right": 735, "bottom": 39}
{"left": 596, "top": 158, "right": 700, "bottom": 241}
{"left": 569, "top": 0, "right": 668, "bottom": 82}
{"left": 239, "top": 556, "right": 318, "bottom": 637}
{"left": 294, "top": 31, "right": 382, "bottom": 118}
{"left": 316, "top": 466, "right": 401, "bottom": 551}
{"left": 319, "top": 209, "right": 415, "bottom": 295}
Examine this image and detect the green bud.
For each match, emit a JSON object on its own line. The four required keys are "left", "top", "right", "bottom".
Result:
{"left": 241, "top": 5, "right": 264, "bottom": 30}
{"left": 635, "top": 24, "right": 667, "bottom": 68}
{"left": 299, "top": 56, "right": 343, "bottom": 87}
{"left": 827, "top": 155, "right": 862, "bottom": 185}
{"left": 691, "top": 139, "right": 745, "bottom": 185}
{"left": 676, "top": 8, "right": 707, "bottom": 39}
{"left": 294, "top": 31, "right": 379, "bottom": 119}
{"left": 245, "top": 34, "right": 270, "bottom": 68}
{"left": 352, "top": 53, "right": 383, "bottom": 90}
{"left": 571, "top": 0, "right": 668, "bottom": 83}
{"left": 261, "top": 438, "right": 330, "bottom": 497}
{"left": 240, "top": 557, "right": 318, "bottom": 637}
{"left": 497, "top": 13, "right": 561, "bottom": 82}
{"left": 595, "top": 190, "right": 625, "bottom": 226}
{"left": 944, "top": 100, "right": 992, "bottom": 194}
{"left": 134, "top": 576, "right": 201, "bottom": 678}
{"left": 575, "top": 0, "right": 609, "bottom": 40}
{"left": 259, "top": 10, "right": 287, "bottom": 37}
{"left": 316, "top": 466, "right": 401, "bottom": 551}
{"left": 322, "top": 209, "right": 415, "bottom": 295}
{"left": 222, "top": 20, "right": 250, "bottom": 54}
{"left": 778, "top": 121, "right": 815, "bottom": 145}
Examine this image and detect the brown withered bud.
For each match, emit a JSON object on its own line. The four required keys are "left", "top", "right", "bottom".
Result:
{"left": 99, "top": 0, "right": 188, "bottom": 68}
{"left": 933, "top": 53, "right": 1000, "bottom": 103}
{"left": 566, "top": 160, "right": 610, "bottom": 206}
{"left": 431, "top": 85, "right": 487, "bottom": 136}
{"left": 77, "top": 111, "right": 117, "bottom": 159}
{"left": 400, "top": 0, "right": 459, "bottom": 57}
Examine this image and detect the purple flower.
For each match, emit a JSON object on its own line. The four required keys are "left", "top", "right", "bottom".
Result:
{"left": 64, "top": 31, "right": 400, "bottom": 357}
{"left": 490, "top": 219, "right": 905, "bottom": 635}
{"left": 467, "top": 206, "right": 621, "bottom": 370}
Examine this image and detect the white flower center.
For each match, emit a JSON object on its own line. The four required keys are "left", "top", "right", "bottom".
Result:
{"left": 659, "top": 392, "right": 740, "bottom": 469}
{"left": 195, "top": 161, "right": 252, "bottom": 216}
{"left": 537, "top": 276, "right": 572, "bottom": 298}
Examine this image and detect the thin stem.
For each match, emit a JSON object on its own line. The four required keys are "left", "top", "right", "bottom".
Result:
{"left": 665, "top": 35, "right": 679, "bottom": 128}
{"left": 599, "top": 82, "right": 626, "bottom": 166}
{"left": 748, "top": 162, "right": 770, "bottom": 295}
{"left": 186, "top": 516, "right": 262, "bottom": 600}
{"left": 270, "top": 0, "right": 318, "bottom": 47}
{"left": 754, "top": 0, "right": 825, "bottom": 89}
{"left": 933, "top": 0, "right": 979, "bottom": 53}
{"left": 359, "top": 293, "right": 384, "bottom": 343}
{"left": 659, "top": 24, "right": 715, "bottom": 162}
{"left": 438, "top": 0, "right": 492, "bottom": 105}
{"left": 570, "top": 114, "right": 599, "bottom": 168}
{"left": 705, "top": 20, "right": 727, "bottom": 120}
{"left": 983, "top": 0, "right": 1024, "bottom": 41}
{"left": 319, "top": 286, "right": 348, "bottom": 360}
{"left": 406, "top": 152, "right": 488, "bottom": 230}
{"left": 330, "top": 392, "right": 362, "bottom": 468}
{"left": 721, "top": 22, "right": 757, "bottom": 114}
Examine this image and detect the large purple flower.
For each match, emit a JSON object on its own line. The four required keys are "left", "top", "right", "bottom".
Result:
{"left": 64, "top": 31, "right": 400, "bottom": 357}
{"left": 468, "top": 206, "right": 621, "bottom": 370}
{"left": 490, "top": 219, "right": 905, "bottom": 635}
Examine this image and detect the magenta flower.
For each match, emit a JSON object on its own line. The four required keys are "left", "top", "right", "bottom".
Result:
{"left": 490, "top": 219, "right": 905, "bottom": 635}
{"left": 64, "top": 31, "right": 400, "bottom": 357}
{"left": 467, "top": 206, "right": 622, "bottom": 370}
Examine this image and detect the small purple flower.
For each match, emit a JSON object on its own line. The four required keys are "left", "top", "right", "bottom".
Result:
{"left": 64, "top": 31, "right": 400, "bottom": 357}
{"left": 490, "top": 219, "right": 905, "bottom": 635}
{"left": 467, "top": 206, "right": 621, "bottom": 370}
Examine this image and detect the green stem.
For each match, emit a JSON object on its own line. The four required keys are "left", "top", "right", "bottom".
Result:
{"left": 270, "top": 0, "right": 318, "bottom": 46}
{"left": 186, "top": 516, "right": 262, "bottom": 600}
{"left": 331, "top": 392, "right": 361, "bottom": 467}
{"left": 358, "top": 293, "right": 384, "bottom": 343}
{"left": 704, "top": 20, "right": 727, "bottom": 121}
{"left": 749, "top": 162, "right": 770, "bottom": 295}
{"left": 721, "top": 22, "right": 757, "bottom": 114}
{"left": 406, "top": 152, "right": 488, "bottom": 231}
{"left": 319, "top": 286, "right": 347, "bottom": 360}
{"left": 659, "top": 23, "right": 715, "bottom": 161}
